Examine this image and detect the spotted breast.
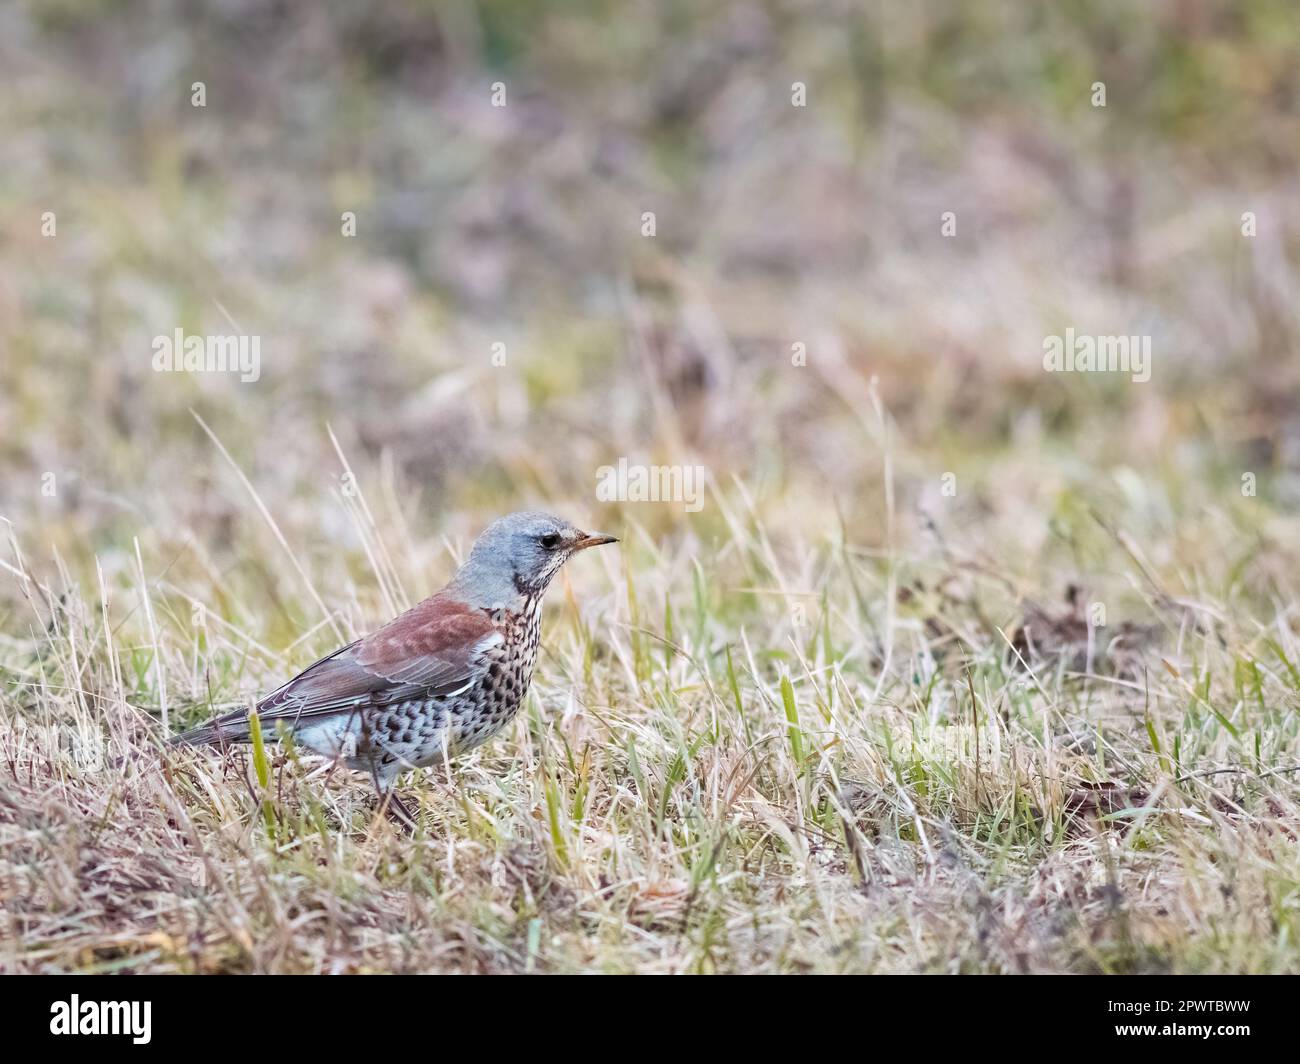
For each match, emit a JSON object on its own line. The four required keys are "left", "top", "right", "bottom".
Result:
{"left": 448, "top": 594, "right": 543, "bottom": 754}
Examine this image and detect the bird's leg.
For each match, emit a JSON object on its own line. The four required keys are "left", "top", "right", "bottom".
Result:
{"left": 370, "top": 762, "right": 418, "bottom": 832}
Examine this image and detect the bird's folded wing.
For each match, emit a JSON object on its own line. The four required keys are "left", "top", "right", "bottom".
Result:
{"left": 256, "top": 595, "right": 501, "bottom": 722}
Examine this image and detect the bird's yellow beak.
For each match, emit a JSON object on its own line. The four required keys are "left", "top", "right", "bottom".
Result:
{"left": 574, "top": 531, "right": 618, "bottom": 550}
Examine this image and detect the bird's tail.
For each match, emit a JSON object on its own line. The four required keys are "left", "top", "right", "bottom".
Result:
{"left": 108, "top": 711, "right": 252, "bottom": 772}
{"left": 168, "top": 710, "right": 254, "bottom": 748}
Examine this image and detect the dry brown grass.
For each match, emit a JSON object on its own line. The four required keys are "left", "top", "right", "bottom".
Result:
{"left": 4, "top": 462, "right": 1300, "bottom": 973}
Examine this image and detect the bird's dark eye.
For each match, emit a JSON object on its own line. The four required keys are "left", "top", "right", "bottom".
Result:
{"left": 539, "top": 533, "right": 561, "bottom": 550}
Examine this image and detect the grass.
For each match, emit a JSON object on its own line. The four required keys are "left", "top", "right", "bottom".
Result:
{"left": 4, "top": 430, "right": 1300, "bottom": 973}
{"left": 3, "top": 1, "right": 1300, "bottom": 974}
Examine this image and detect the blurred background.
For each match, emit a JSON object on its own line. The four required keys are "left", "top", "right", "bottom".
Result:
{"left": 2, "top": 0, "right": 1299, "bottom": 641}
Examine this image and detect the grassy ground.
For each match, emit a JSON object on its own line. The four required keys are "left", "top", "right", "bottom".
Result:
{"left": 5, "top": 436, "right": 1300, "bottom": 974}
{"left": 3, "top": 2, "right": 1300, "bottom": 973}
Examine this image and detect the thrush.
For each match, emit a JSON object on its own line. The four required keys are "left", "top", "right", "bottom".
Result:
{"left": 171, "top": 511, "right": 617, "bottom": 823}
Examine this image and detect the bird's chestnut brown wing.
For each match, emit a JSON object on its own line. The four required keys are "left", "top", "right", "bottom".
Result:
{"left": 255, "top": 594, "right": 501, "bottom": 723}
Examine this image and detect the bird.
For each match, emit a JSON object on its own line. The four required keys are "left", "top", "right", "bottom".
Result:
{"left": 170, "top": 511, "right": 617, "bottom": 825}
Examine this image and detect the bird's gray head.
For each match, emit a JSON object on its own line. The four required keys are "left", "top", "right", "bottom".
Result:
{"left": 449, "top": 511, "right": 617, "bottom": 608}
